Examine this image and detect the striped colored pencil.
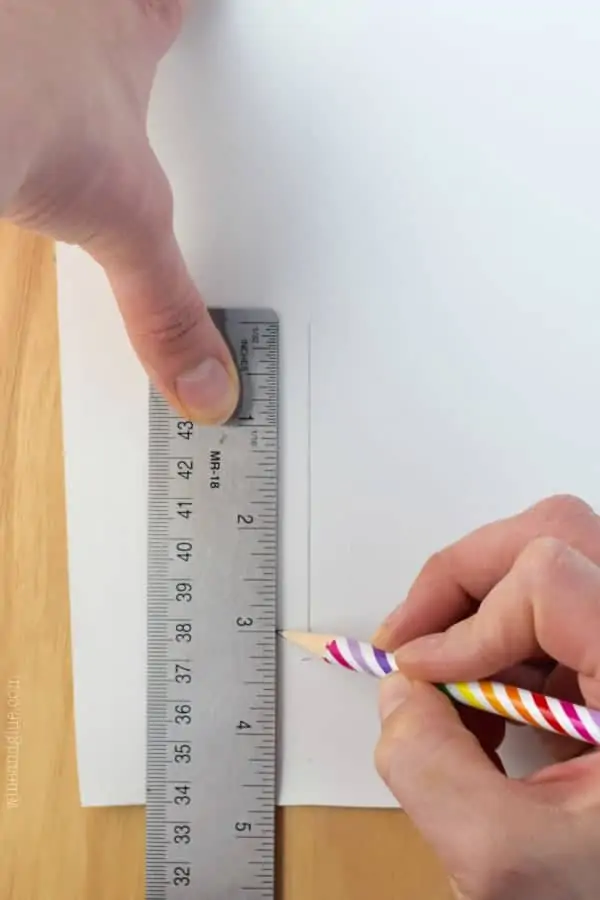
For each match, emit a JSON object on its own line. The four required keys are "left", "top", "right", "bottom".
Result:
{"left": 282, "top": 631, "right": 600, "bottom": 747}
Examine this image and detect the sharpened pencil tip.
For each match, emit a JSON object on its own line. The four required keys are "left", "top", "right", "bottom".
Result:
{"left": 278, "top": 630, "right": 334, "bottom": 656}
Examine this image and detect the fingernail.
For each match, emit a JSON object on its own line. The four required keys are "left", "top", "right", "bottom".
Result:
{"left": 379, "top": 672, "right": 412, "bottom": 720}
{"left": 176, "top": 358, "right": 239, "bottom": 423}
{"left": 372, "top": 605, "right": 406, "bottom": 647}
{"left": 395, "top": 633, "right": 445, "bottom": 664}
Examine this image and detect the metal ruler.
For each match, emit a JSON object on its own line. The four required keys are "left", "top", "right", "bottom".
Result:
{"left": 146, "top": 309, "right": 279, "bottom": 900}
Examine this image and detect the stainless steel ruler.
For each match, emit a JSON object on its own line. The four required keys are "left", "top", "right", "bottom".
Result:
{"left": 146, "top": 309, "right": 279, "bottom": 900}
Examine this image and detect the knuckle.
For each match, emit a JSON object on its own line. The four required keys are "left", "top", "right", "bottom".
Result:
{"left": 384, "top": 703, "right": 422, "bottom": 744}
{"left": 375, "top": 688, "right": 471, "bottom": 788}
{"left": 138, "top": 0, "right": 184, "bottom": 17}
{"left": 374, "top": 697, "right": 430, "bottom": 783}
{"left": 138, "top": 0, "right": 185, "bottom": 36}
{"left": 374, "top": 735, "right": 392, "bottom": 784}
{"left": 519, "top": 535, "right": 572, "bottom": 589}
{"left": 530, "top": 493, "right": 594, "bottom": 531}
{"left": 146, "top": 173, "right": 174, "bottom": 235}
{"left": 124, "top": 153, "right": 175, "bottom": 242}
{"left": 142, "top": 298, "right": 206, "bottom": 353}
{"left": 418, "top": 548, "right": 451, "bottom": 583}
{"left": 63, "top": 142, "right": 174, "bottom": 256}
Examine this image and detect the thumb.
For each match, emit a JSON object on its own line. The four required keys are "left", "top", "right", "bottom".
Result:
{"left": 86, "top": 145, "right": 239, "bottom": 424}
{"left": 375, "top": 673, "right": 516, "bottom": 873}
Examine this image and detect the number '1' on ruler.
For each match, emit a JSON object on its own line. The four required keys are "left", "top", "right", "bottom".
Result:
{"left": 146, "top": 309, "right": 279, "bottom": 899}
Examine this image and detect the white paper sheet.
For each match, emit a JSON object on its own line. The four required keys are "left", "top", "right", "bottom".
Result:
{"left": 60, "top": 1, "right": 600, "bottom": 807}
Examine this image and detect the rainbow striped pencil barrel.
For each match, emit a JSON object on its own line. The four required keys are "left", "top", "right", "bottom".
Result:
{"left": 323, "top": 636, "right": 600, "bottom": 747}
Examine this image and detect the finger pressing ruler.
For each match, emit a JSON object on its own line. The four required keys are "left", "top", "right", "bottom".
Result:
{"left": 146, "top": 309, "right": 279, "bottom": 899}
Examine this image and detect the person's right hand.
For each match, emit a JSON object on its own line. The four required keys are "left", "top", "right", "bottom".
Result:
{"left": 374, "top": 495, "right": 600, "bottom": 900}
{"left": 1, "top": 0, "right": 238, "bottom": 423}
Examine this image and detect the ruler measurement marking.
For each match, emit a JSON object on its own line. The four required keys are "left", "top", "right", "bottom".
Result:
{"left": 147, "top": 310, "right": 278, "bottom": 900}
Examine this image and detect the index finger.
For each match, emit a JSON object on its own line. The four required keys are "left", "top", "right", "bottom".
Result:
{"left": 394, "top": 537, "right": 600, "bottom": 712}
{"left": 374, "top": 495, "right": 600, "bottom": 651}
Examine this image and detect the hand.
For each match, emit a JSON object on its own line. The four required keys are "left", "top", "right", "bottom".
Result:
{"left": 0, "top": 0, "right": 238, "bottom": 423}
{"left": 374, "top": 495, "right": 600, "bottom": 900}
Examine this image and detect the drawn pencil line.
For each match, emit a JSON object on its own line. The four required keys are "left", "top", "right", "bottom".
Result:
{"left": 307, "top": 322, "right": 312, "bottom": 632}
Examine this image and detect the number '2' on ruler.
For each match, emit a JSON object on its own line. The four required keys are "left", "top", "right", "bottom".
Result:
{"left": 146, "top": 309, "right": 279, "bottom": 899}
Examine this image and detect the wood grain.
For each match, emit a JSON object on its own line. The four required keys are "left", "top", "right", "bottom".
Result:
{"left": 0, "top": 222, "right": 452, "bottom": 900}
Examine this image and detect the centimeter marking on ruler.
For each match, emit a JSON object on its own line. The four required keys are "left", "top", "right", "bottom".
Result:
{"left": 147, "top": 309, "right": 279, "bottom": 900}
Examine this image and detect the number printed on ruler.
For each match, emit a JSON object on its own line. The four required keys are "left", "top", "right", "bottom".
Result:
{"left": 147, "top": 310, "right": 279, "bottom": 900}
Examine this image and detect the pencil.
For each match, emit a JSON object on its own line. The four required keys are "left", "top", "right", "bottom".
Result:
{"left": 282, "top": 631, "right": 600, "bottom": 747}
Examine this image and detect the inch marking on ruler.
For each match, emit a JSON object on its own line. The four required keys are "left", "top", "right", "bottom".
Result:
{"left": 147, "top": 309, "right": 279, "bottom": 899}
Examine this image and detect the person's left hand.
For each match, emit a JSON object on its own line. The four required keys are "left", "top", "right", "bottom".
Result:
{"left": 1, "top": 0, "right": 238, "bottom": 423}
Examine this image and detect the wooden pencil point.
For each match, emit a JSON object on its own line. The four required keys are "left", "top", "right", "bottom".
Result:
{"left": 280, "top": 631, "right": 336, "bottom": 657}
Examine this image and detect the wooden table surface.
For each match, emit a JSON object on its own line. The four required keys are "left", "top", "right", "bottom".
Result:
{"left": 0, "top": 222, "right": 452, "bottom": 899}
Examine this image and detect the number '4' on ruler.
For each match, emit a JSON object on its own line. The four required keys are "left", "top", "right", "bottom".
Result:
{"left": 146, "top": 309, "right": 279, "bottom": 899}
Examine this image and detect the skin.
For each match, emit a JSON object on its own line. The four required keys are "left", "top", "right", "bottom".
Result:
{"left": 1, "top": 5, "right": 598, "bottom": 897}
{"left": 375, "top": 494, "right": 600, "bottom": 899}
{"left": 0, "top": 0, "right": 239, "bottom": 424}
